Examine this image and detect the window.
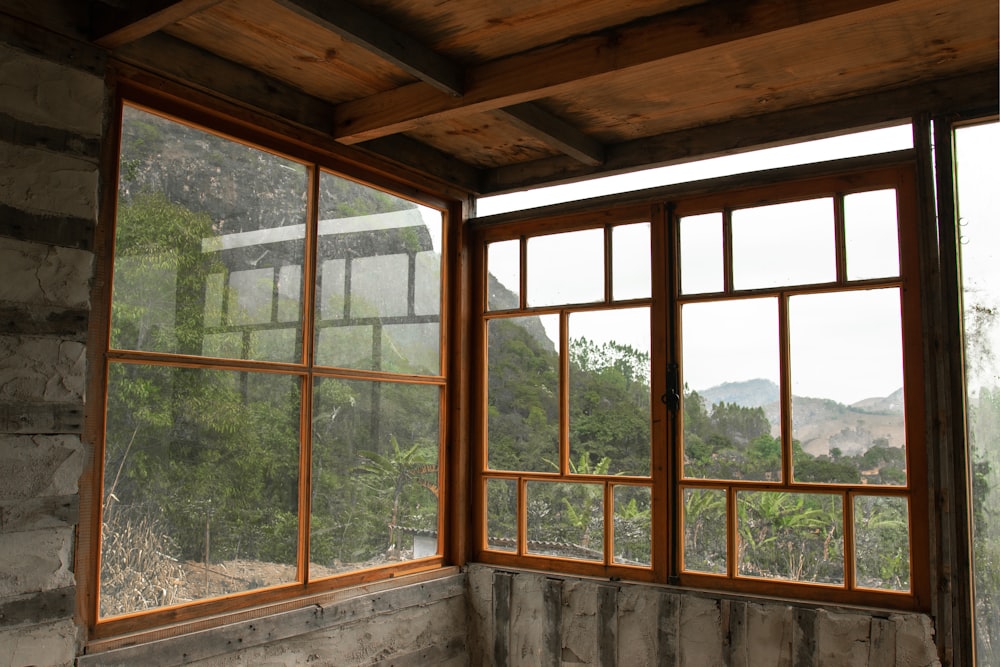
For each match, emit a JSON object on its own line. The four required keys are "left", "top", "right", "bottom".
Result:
{"left": 474, "top": 165, "right": 929, "bottom": 608}
{"left": 954, "top": 118, "right": 1000, "bottom": 664}
{"left": 91, "top": 99, "right": 448, "bottom": 632}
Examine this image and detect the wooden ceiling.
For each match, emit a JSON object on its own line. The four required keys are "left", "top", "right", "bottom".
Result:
{"left": 6, "top": 0, "right": 998, "bottom": 195}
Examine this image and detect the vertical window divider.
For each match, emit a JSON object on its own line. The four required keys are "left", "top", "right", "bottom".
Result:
{"left": 727, "top": 486, "right": 738, "bottom": 579}
{"left": 604, "top": 483, "right": 615, "bottom": 565}
{"left": 519, "top": 236, "right": 528, "bottom": 310}
{"left": 722, "top": 207, "right": 734, "bottom": 293}
{"left": 834, "top": 193, "right": 848, "bottom": 283}
{"left": 560, "top": 310, "right": 571, "bottom": 477}
{"left": 518, "top": 477, "right": 528, "bottom": 556}
{"left": 297, "top": 164, "right": 320, "bottom": 586}
{"left": 844, "top": 489, "right": 856, "bottom": 591}
{"left": 658, "top": 201, "right": 678, "bottom": 581}
{"left": 604, "top": 224, "right": 614, "bottom": 303}
{"left": 778, "top": 293, "right": 793, "bottom": 486}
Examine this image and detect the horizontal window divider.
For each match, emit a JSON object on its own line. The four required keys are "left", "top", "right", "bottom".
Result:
{"left": 314, "top": 315, "right": 442, "bottom": 327}
{"left": 484, "top": 299, "right": 654, "bottom": 318}
{"left": 679, "top": 480, "right": 909, "bottom": 494}
{"left": 105, "top": 351, "right": 311, "bottom": 374}
{"left": 485, "top": 471, "right": 652, "bottom": 483}
{"left": 677, "top": 277, "right": 905, "bottom": 303}
{"left": 311, "top": 366, "right": 446, "bottom": 385}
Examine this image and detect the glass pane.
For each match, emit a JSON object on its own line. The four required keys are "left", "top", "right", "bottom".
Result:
{"left": 487, "top": 239, "right": 520, "bottom": 311}
{"left": 844, "top": 190, "right": 900, "bottom": 280}
{"left": 681, "top": 298, "right": 781, "bottom": 481}
{"left": 683, "top": 487, "right": 727, "bottom": 574}
{"left": 612, "top": 223, "right": 651, "bottom": 300}
{"left": 487, "top": 315, "right": 560, "bottom": 472}
{"left": 737, "top": 491, "right": 843, "bottom": 585}
{"left": 854, "top": 495, "right": 910, "bottom": 591}
{"left": 569, "top": 308, "right": 650, "bottom": 476}
{"left": 732, "top": 198, "right": 836, "bottom": 289}
{"left": 315, "top": 171, "right": 442, "bottom": 373}
{"left": 526, "top": 481, "right": 604, "bottom": 561}
{"left": 613, "top": 485, "right": 651, "bottom": 566}
{"left": 955, "top": 119, "right": 1000, "bottom": 665}
{"left": 311, "top": 378, "right": 440, "bottom": 575}
{"left": 680, "top": 212, "right": 724, "bottom": 294}
{"left": 789, "top": 289, "right": 906, "bottom": 485}
{"left": 101, "top": 364, "right": 300, "bottom": 617}
{"left": 486, "top": 478, "right": 518, "bottom": 552}
{"left": 112, "top": 105, "right": 308, "bottom": 362}
{"left": 527, "top": 228, "right": 604, "bottom": 306}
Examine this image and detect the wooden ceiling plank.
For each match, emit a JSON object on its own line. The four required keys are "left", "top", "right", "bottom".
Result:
{"left": 496, "top": 104, "right": 605, "bottom": 166}
{"left": 270, "top": 0, "right": 464, "bottom": 97}
{"left": 93, "top": 0, "right": 224, "bottom": 49}
{"left": 333, "top": 0, "right": 904, "bottom": 143}
{"left": 478, "top": 68, "right": 1000, "bottom": 194}
{"left": 111, "top": 32, "right": 480, "bottom": 193}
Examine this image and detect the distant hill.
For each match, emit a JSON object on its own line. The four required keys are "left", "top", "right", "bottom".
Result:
{"left": 698, "top": 379, "right": 779, "bottom": 408}
{"left": 696, "top": 379, "right": 906, "bottom": 457}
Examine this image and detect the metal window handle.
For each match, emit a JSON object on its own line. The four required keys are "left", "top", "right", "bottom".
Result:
{"left": 662, "top": 362, "right": 680, "bottom": 412}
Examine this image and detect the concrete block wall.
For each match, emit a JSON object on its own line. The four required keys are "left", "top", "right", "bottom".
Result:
{"left": 466, "top": 564, "right": 940, "bottom": 667}
{"left": 0, "top": 26, "right": 105, "bottom": 667}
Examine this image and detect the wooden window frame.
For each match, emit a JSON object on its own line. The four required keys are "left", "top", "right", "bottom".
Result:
{"left": 471, "top": 161, "right": 930, "bottom": 612}
{"left": 79, "top": 79, "right": 464, "bottom": 640}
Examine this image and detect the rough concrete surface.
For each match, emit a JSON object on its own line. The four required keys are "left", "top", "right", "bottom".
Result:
{"left": 0, "top": 237, "right": 93, "bottom": 308}
{"left": 0, "top": 144, "right": 98, "bottom": 220}
{"left": 0, "top": 336, "right": 86, "bottom": 403}
{"left": 0, "top": 43, "right": 103, "bottom": 137}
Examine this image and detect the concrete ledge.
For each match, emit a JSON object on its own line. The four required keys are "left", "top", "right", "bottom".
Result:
{"left": 80, "top": 572, "right": 468, "bottom": 667}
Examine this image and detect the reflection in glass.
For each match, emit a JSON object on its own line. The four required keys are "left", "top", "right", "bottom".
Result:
{"left": 311, "top": 378, "right": 440, "bottom": 576}
{"left": 680, "top": 212, "right": 724, "bottom": 295}
{"left": 737, "top": 491, "right": 843, "bottom": 584}
{"left": 487, "top": 315, "right": 560, "bottom": 472}
{"left": 314, "top": 172, "right": 442, "bottom": 374}
{"left": 486, "top": 478, "right": 518, "bottom": 552}
{"left": 526, "top": 481, "right": 604, "bottom": 561}
{"left": 681, "top": 298, "right": 781, "bottom": 481}
{"left": 101, "top": 364, "right": 300, "bottom": 617}
{"left": 569, "top": 308, "right": 650, "bottom": 476}
{"left": 683, "top": 487, "right": 727, "bottom": 574}
{"left": 612, "top": 223, "right": 651, "bottom": 300}
{"left": 854, "top": 495, "right": 910, "bottom": 591}
{"left": 614, "top": 485, "right": 652, "bottom": 566}
{"left": 789, "top": 289, "right": 906, "bottom": 485}
{"left": 487, "top": 239, "right": 520, "bottom": 311}
{"left": 111, "top": 105, "right": 307, "bottom": 362}
{"left": 732, "top": 198, "right": 835, "bottom": 289}
{"left": 955, "top": 119, "right": 1000, "bottom": 665}
{"left": 527, "top": 228, "right": 604, "bottom": 306}
{"left": 844, "top": 190, "right": 900, "bottom": 281}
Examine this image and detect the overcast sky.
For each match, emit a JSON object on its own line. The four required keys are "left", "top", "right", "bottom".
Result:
{"left": 474, "top": 124, "right": 985, "bottom": 405}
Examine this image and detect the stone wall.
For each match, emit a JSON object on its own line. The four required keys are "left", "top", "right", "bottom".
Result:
{"left": 466, "top": 564, "right": 940, "bottom": 667}
{"left": 0, "top": 24, "right": 105, "bottom": 667}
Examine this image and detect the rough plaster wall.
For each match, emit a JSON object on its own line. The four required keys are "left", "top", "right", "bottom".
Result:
{"left": 0, "top": 33, "right": 103, "bottom": 667}
{"left": 466, "top": 564, "right": 940, "bottom": 667}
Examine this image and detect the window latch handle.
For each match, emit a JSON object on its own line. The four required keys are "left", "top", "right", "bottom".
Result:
{"left": 662, "top": 362, "right": 680, "bottom": 412}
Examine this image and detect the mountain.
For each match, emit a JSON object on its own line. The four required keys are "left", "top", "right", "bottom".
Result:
{"left": 698, "top": 379, "right": 779, "bottom": 408}
{"left": 696, "top": 379, "right": 906, "bottom": 457}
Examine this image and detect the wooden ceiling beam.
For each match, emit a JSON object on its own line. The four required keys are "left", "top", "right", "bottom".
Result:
{"left": 93, "top": 0, "right": 223, "bottom": 49}
{"left": 271, "top": 0, "right": 464, "bottom": 97}
{"left": 333, "top": 0, "right": 904, "bottom": 144}
{"left": 478, "top": 68, "right": 1000, "bottom": 195}
{"left": 496, "top": 104, "right": 605, "bottom": 167}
